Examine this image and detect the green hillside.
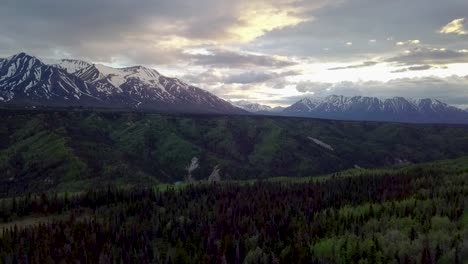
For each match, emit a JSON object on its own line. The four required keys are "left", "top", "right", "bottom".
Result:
{"left": 1, "top": 109, "right": 468, "bottom": 196}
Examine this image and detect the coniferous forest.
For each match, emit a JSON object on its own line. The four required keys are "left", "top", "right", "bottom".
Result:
{"left": 1, "top": 157, "right": 468, "bottom": 263}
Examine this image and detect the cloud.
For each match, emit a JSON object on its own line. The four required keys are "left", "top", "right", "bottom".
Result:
{"left": 440, "top": 18, "right": 468, "bottom": 35}
{"left": 226, "top": 3, "right": 309, "bottom": 43}
{"left": 396, "top": 39, "right": 421, "bottom": 46}
{"left": 257, "top": 0, "right": 468, "bottom": 59}
{"left": 386, "top": 48, "right": 468, "bottom": 65}
{"left": 225, "top": 72, "right": 275, "bottom": 84}
{"left": 189, "top": 49, "right": 297, "bottom": 68}
{"left": 328, "top": 61, "right": 378, "bottom": 70}
{"left": 182, "top": 69, "right": 226, "bottom": 86}
{"left": 294, "top": 75, "right": 468, "bottom": 107}
{"left": 0, "top": 0, "right": 329, "bottom": 65}
{"left": 225, "top": 70, "right": 299, "bottom": 84}
{"left": 183, "top": 69, "right": 299, "bottom": 86}
{"left": 391, "top": 65, "right": 435, "bottom": 73}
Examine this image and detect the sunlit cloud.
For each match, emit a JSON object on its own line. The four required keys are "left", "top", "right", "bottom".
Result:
{"left": 396, "top": 40, "right": 421, "bottom": 46}
{"left": 440, "top": 18, "right": 468, "bottom": 35}
{"left": 228, "top": 6, "right": 308, "bottom": 43}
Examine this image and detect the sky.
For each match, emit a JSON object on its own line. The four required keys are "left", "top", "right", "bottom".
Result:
{"left": 1, "top": 0, "right": 468, "bottom": 108}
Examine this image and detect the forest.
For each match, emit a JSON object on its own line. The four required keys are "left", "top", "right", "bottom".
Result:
{"left": 1, "top": 109, "right": 468, "bottom": 197}
{"left": 0, "top": 157, "right": 468, "bottom": 263}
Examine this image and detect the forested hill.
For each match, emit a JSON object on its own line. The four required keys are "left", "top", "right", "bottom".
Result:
{"left": 1, "top": 157, "right": 468, "bottom": 262}
{"left": 1, "top": 109, "right": 468, "bottom": 196}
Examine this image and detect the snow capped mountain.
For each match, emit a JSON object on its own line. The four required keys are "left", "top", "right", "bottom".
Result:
{"left": 0, "top": 53, "right": 100, "bottom": 104}
{"left": 283, "top": 95, "right": 468, "bottom": 123}
{"left": 72, "top": 63, "right": 242, "bottom": 113}
{"left": 231, "top": 100, "right": 272, "bottom": 112}
{"left": 231, "top": 100, "right": 285, "bottom": 114}
{"left": 54, "top": 59, "right": 92, "bottom": 74}
{"left": 0, "top": 52, "right": 244, "bottom": 114}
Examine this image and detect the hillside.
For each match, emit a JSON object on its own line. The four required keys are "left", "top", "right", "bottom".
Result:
{"left": 1, "top": 109, "right": 468, "bottom": 196}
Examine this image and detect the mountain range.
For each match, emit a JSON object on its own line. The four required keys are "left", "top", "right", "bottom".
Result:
{"left": 0, "top": 53, "right": 244, "bottom": 114}
{"left": 1, "top": 52, "right": 468, "bottom": 123}
{"left": 281, "top": 95, "right": 468, "bottom": 124}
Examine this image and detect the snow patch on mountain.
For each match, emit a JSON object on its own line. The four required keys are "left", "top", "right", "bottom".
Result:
{"left": 308, "top": 137, "right": 334, "bottom": 151}
{"left": 54, "top": 59, "right": 91, "bottom": 74}
{"left": 208, "top": 165, "right": 221, "bottom": 183}
{"left": 186, "top": 157, "right": 199, "bottom": 182}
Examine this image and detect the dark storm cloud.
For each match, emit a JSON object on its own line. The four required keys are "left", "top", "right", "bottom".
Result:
{"left": 328, "top": 61, "right": 378, "bottom": 70}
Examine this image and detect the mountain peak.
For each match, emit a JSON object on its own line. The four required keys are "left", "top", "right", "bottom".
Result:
{"left": 6, "top": 52, "right": 39, "bottom": 63}
{"left": 8, "top": 52, "right": 28, "bottom": 59}
{"left": 55, "top": 59, "right": 92, "bottom": 74}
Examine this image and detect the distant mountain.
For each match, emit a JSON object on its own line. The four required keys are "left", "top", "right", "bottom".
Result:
{"left": 231, "top": 100, "right": 284, "bottom": 114}
{"left": 271, "top": 106, "right": 286, "bottom": 113}
{"left": 0, "top": 52, "right": 245, "bottom": 114}
{"left": 231, "top": 100, "right": 272, "bottom": 112}
{"left": 282, "top": 95, "right": 468, "bottom": 124}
